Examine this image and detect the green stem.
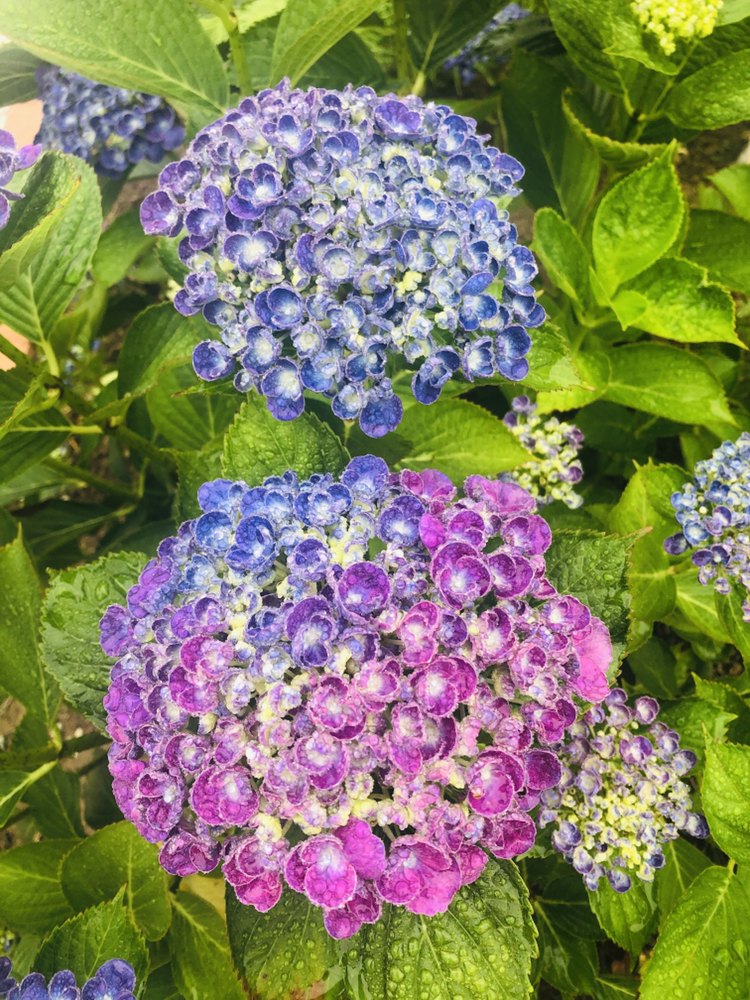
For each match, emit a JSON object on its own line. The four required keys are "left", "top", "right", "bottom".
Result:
{"left": 60, "top": 731, "right": 111, "bottom": 758}
{"left": 392, "top": 0, "right": 415, "bottom": 90}
{"left": 40, "top": 338, "right": 60, "bottom": 378}
{"left": 200, "top": 0, "right": 252, "bottom": 96}
{"left": 0, "top": 806, "right": 32, "bottom": 831}
{"left": 43, "top": 456, "right": 139, "bottom": 500}
{"left": 116, "top": 424, "right": 177, "bottom": 467}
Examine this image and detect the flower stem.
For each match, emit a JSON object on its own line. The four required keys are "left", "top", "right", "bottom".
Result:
{"left": 43, "top": 456, "right": 139, "bottom": 500}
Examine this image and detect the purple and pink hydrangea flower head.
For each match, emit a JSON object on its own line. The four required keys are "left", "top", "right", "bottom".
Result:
{"left": 664, "top": 432, "right": 750, "bottom": 621}
{"left": 539, "top": 689, "right": 707, "bottom": 892}
{"left": 501, "top": 395, "right": 584, "bottom": 509}
{"left": 101, "top": 455, "right": 612, "bottom": 938}
{"left": 140, "top": 79, "right": 544, "bottom": 438}
{"left": 0, "top": 131, "right": 42, "bottom": 231}
{"left": 0, "top": 957, "right": 136, "bottom": 1000}
{"left": 34, "top": 66, "right": 184, "bottom": 179}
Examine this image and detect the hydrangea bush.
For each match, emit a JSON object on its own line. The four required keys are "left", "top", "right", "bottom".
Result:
{"left": 0, "top": 1, "right": 749, "bottom": 998}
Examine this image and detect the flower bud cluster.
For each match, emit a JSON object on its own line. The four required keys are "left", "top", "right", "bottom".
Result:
{"left": 664, "top": 432, "right": 750, "bottom": 620}
{"left": 501, "top": 395, "right": 584, "bottom": 509}
{"left": 140, "top": 79, "right": 544, "bottom": 438}
{"left": 632, "top": 0, "right": 722, "bottom": 55}
{"left": 102, "top": 456, "right": 612, "bottom": 938}
{"left": 35, "top": 66, "right": 185, "bottom": 178}
{"left": 0, "top": 130, "right": 42, "bottom": 230}
{"left": 0, "top": 956, "right": 136, "bottom": 1000}
{"left": 443, "top": 5, "right": 530, "bottom": 85}
{"left": 540, "top": 689, "right": 708, "bottom": 892}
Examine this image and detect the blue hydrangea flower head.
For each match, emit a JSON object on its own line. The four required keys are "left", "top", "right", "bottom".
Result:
{"left": 0, "top": 130, "right": 42, "bottom": 230}
{"left": 443, "top": 4, "right": 531, "bottom": 85}
{"left": 0, "top": 958, "right": 136, "bottom": 1000}
{"left": 540, "top": 689, "right": 707, "bottom": 892}
{"left": 501, "top": 395, "right": 584, "bottom": 508}
{"left": 140, "top": 79, "right": 545, "bottom": 437}
{"left": 101, "top": 455, "right": 613, "bottom": 938}
{"left": 35, "top": 66, "right": 185, "bottom": 179}
{"left": 664, "top": 432, "right": 750, "bottom": 620}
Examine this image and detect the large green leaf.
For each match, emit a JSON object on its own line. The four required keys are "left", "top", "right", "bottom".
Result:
{"left": 91, "top": 208, "right": 155, "bottom": 288}
{"left": 0, "top": 43, "right": 44, "bottom": 104}
{"left": 170, "top": 891, "right": 245, "bottom": 1000}
{"left": 665, "top": 50, "right": 750, "bottom": 128}
{"left": 533, "top": 208, "right": 592, "bottom": 312}
{"left": 602, "top": 343, "right": 735, "bottom": 426}
{"left": 656, "top": 838, "right": 712, "bottom": 928}
{"left": 146, "top": 365, "right": 240, "bottom": 452}
{"left": 587, "top": 880, "right": 657, "bottom": 956}
{"left": 682, "top": 208, "right": 750, "bottom": 296}
{"left": 0, "top": 530, "right": 58, "bottom": 723}
{"left": 0, "top": 761, "right": 57, "bottom": 827}
{"left": 222, "top": 394, "right": 350, "bottom": 484}
{"left": 40, "top": 551, "right": 149, "bottom": 731}
{"left": 0, "top": 840, "right": 77, "bottom": 936}
{"left": 658, "top": 697, "right": 736, "bottom": 766}
{"left": 640, "top": 866, "right": 750, "bottom": 1000}
{"left": 174, "top": 449, "right": 224, "bottom": 522}
{"left": 702, "top": 739, "right": 750, "bottom": 864}
{"left": 546, "top": 0, "right": 624, "bottom": 94}
{"left": 34, "top": 890, "right": 149, "bottom": 989}
{"left": 2, "top": 0, "right": 227, "bottom": 128}
{"left": 562, "top": 88, "right": 667, "bottom": 170}
{"left": 402, "top": 0, "right": 505, "bottom": 73}
{"left": 24, "top": 766, "right": 85, "bottom": 840}
{"left": 0, "top": 157, "right": 101, "bottom": 343}
{"left": 116, "top": 303, "right": 207, "bottom": 401}
{"left": 591, "top": 146, "right": 683, "bottom": 296}
{"left": 269, "top": 0, "right": 380, "bottom": 85}
{"left": 61, "top": 823, "right": 172, "bottom": 942}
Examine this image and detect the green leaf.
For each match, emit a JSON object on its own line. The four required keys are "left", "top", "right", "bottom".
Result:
{"left": 546, "top": 0, "right": 624, "bottom": 94}
{"left": 592, "top": 976, "right": 639, "bottom": 1000}
{"left": 628, "top": 638, "right": 683, "bottom": 699}
{"left": 143, "top": 964, "right": 185, "bottom": 1000}
{"left": 174, "top": 450, "right": 224, "bottom": 522}
{"left": 24, "top": 766, "right": 85, "bottom": 840}
{"left": 402, "top": 0, "right": 505, "bottom": 73}
{"left": 521, "top": 324, "right": 584, "bottom": 393}
{"left": 501, "top": 51, "right": 600, "bottom": 227}
{"left": 536, "top": 348, "right": 610, "bottom": 414}
{"left": 533, "top": 208, "right": 592, "bottom": 312}
{"left": 638, "top": 459, "right": 689, "bottom": 521}
{"left": 656, "top": 837, "right": 712, "bottom": 927}
{"left": 34, "top": 890, "right": 149, "bottom": 989}
{"left": 718, "top": 0, "right": 750, "bottom": 23}
{"left": 222, "top": 394, "right": 349, "bottom": 484}
{"left": 170, "top": 891, "right": 245, "bottom": 1000}
{"left": 61, "top": 822, "right": 171, "bottom": 942}
{"left": 543, "top": 529, "right": 632, "bottom": 647}
{"left": 0, "top": 152, "right": 80, "bottom": 294}
{"left": 702, "top": 739, "right": 750, "bottom": 863}
{"left": 2, "top": 0, "right": 227, "bottom": 128}
{"left": 665, "top": 50, "right": 750, "bottom": 129}
{"left": 0, "top": 529, "right": 58, "bottom": 723}
{"left": 603, "top": 343, "right": 735, "bottom": 426}
{"left": 269, "top": 0, "right": 380, "bottom": 85}
{"left": 562, "top": 88, "right": 667, "bottom": 169}
{"left": 0, "top": 840, "right": 78, "bottom": 936}
{"left": 682, "top": 208, "right": 750, "bottom": 296}
{"left": 672, "top": 570, "right": 733, "bottom": 644}
{"left": 709, "top": 164, "right": 750, "bottom": 220}
{"left": 534, "top": 896, "right": 598, "bottom": 995}
{"left": 658, "top": 697, "right": 736, "bottom": 766}
{"left": 531, "top": 868, "right": 606, "bottom": 942}
{"left": 356, "top": 859, "right": 536, "bottom": 1000}
{"left": 91, "top": 208, "right": 155, "bottom": 287}
{"left": 640, "top": 866, "right": 750, "bottom": 1000}
{"left": 587, "top": 879, "right": 657, "bottom": 955}
{"left": 146, "top": 365, "right": 240, "bottom": 451}
{"left": 613, "top": 257, "right": 739, "bottom": 346}
{"left": 693, "top": 674, "right": 750, "bottom": 743}
{"left": 40, "top": 551, "right": 149, "bottom": 731}
{"left": 716, "top": 581, "right": 750, "bottom": 663}
{"left": 0, "top": 157, "right": 101, "bottom": 343}
{"left": 0, "top": 43, "right": 44, "bottom": 103}
{"left": 117, "top": 303, "right": 206, "bottom": 400}
{"left": 604, "top": 0, "right": 684, "bottom": 73}
{"left": 299, "top": 30, "right": 385, "bottom": 90}
{"left": 592, "top": 146, "right": 683, "bottom": 296}
{"left": 0, "top": 761, "right": 57, "bottom": 828}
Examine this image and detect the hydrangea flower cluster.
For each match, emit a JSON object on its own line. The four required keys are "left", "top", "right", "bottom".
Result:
{"left": 632, "top": 0, "right": 722, "bottom": 55}
{"left": 539, "top": 689, "right": 708, "bottom": 892}
{"left": 35, "top": 66, "right": 185, "bottom": 178}
{"left": 501, "top": 395, "right": 584, "bottom": 509}
{"left": 0, "top": 957, "right": 136, "bottom": 1000}
{"left": 102, "top": 456, "right": 613, "bottom": 938}
{"left": 140, "top": 79, "right": 544, "bottom": 438}
{"left": 442, "top": 5, "right": 530, "bottom": 85}
{"left": 0, "top": 130, "right": 42, "bottom": 230}
{"left": 664, "top": 433, "right": 750, "bottom": 620}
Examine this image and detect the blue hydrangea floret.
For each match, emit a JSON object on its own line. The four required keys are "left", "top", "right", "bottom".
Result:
{"left": 0, "top": 956, "right": 136, "bottom": 1000}
{"left": 664, "top": 432, "right": 750, "bottom": 619}
{"left": 35, "top": 66, "right": 185, "bottom": 179}
{"left": 140, "top": 79, "right": 544, "bottom": 437}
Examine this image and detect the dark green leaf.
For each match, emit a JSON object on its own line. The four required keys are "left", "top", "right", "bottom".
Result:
{"left": 716, "top": 581, "right": 750, "bottom": 663}
{"left": 535, "top": 896, "right": 598, "bottom": 995}
{"left": 592, "top": 146, "right": 683, "bottom": 296}
{"left": 587, "top": 879, "right": 657, "bottom": 955}
{"left": 146, "top": 364, "right": 239, "bottom": 451}
{"left": 143, "top": 964, "right": 185, "bottom": 1000}
{"left": 403, "top": 0, "right": 505, "bottom": 73}
{"left": 24, "top": 766, "right": 85, "bottom": 840}
{"left": 0, "top": 43, "right": 44, "bottom": 103}
{"left": 702, "top": 739, "right": 750, "bottom": 863}
{"left": 299, "top": 30, "right": 385, "bottom": 90}
{"left": 0, "top": 840, "right": 77, "bottom": 936}
{"left": 174, "top": 449, "right": 224, "bottom": 522}
{"left": 665, "top": 51, "right": 750, "bottom": 129}
{"left": 170, "top": 891, "right": 245, "bottom": 1000}
{"left": 34, "top": 890, "right": 149, "bottom": 988}
{"left": 640, "top": 866, "right": 750, "bottom": 1000}
{"left": 222, "top": 394, "right": 349, "bottom": 484}
{"left": 2, "top": 0, "right": 227, "bottom": 127}
{"left": 562, "top": 88, "right": 667, "bottom": 169}
{"left": 0, "top": 762, "right": 57, "bottom": 827}
{"left": 682, "top": 208, "right": 750, "bottom": 296}
{"left": 91, "top": 208, "right": 155, "bottom": 287}
{"left": 117, "top": 303, "right": 207, "bottom": 400}
{"left": 61, "top": 822, "right": 171, "bottom": 941}
{"left": 546, "top": 0, "right": 624, "bottom": 94}
{"left": 40, "top": 551, "right": 149, "bottom": 731}
{"left": 656, "top": 837, "right": 712, "bottom": 928}
{"left": 628, "top": 638, "right": 683, "bottom": 699}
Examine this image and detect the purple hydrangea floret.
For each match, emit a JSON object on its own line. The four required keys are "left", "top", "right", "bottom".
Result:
{"left": 664, "top": 432, "right": 750, "bottom": 620}
{"left": 140, "top": 79, "right": 545, "bottom": 437}
{"left": 102, "top": 456, "right": 611, "bottom": 937}
{"left": 540, "top": 689, "right": 708, "bottom": 892}
{"left": 0, "top": 958, "right": 136, "bottom": 1000}
{"left": 35, "top": 66, "right": 185, "bottom": 179}
{"left": 443, "top": 4, "right": 531, "bottom": 85}
{"left": 0, "top": 130, "right": 42, "bottom": 230}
